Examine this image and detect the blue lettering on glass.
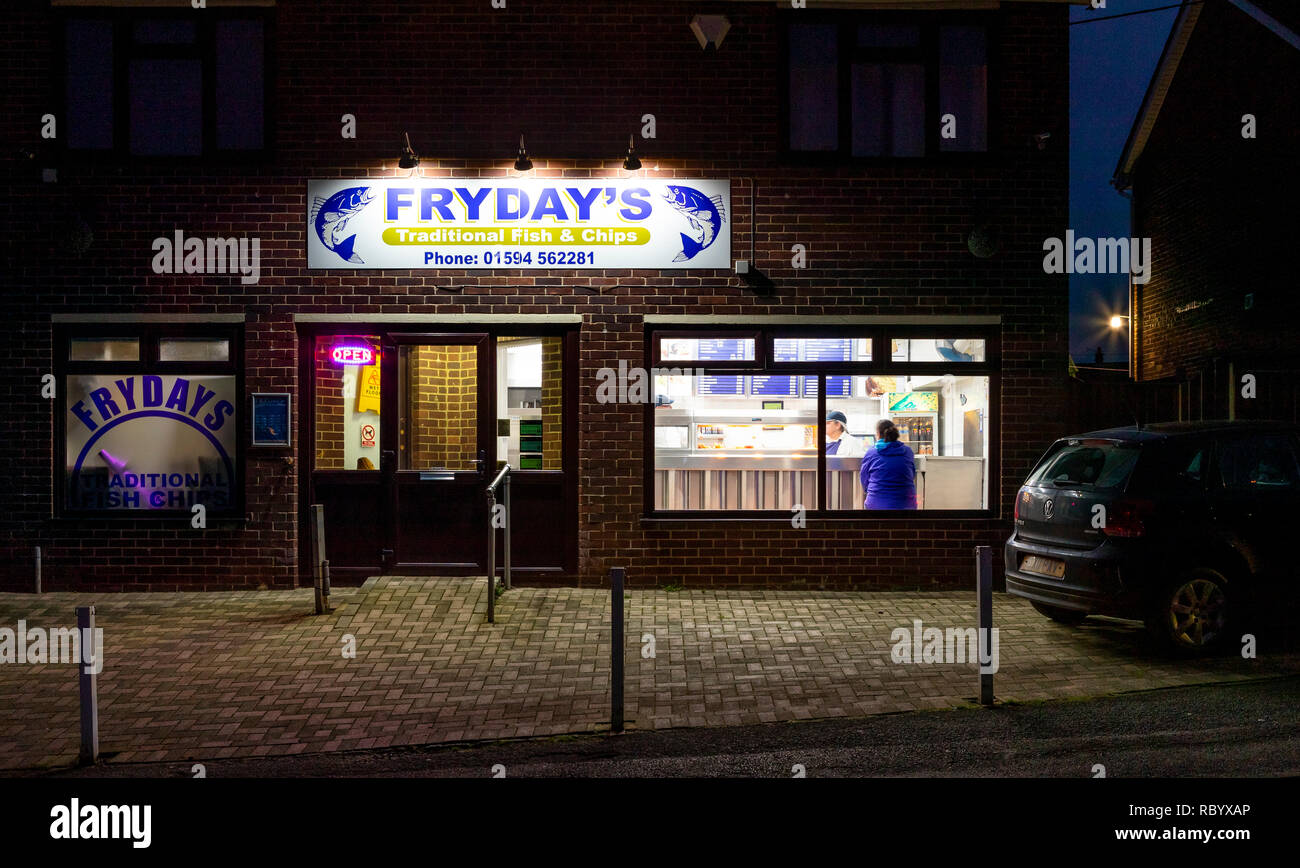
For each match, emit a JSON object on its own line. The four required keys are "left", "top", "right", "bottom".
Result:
{"left": 165, "top": 378, "right": 189, "bottom": 412}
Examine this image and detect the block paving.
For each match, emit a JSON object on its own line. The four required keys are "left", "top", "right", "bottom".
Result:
{"left": 1, "top": 578, "right": 1296, "bottom": 769}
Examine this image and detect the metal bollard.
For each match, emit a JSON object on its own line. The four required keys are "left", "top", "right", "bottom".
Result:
{"left": 34, "top": 546, "right": 41, "bottom": 595}
{"left": 77, "top": 606, "right": 99, "bottom": 765}
{"left": 486, "top": 490, "right": 496, "bottom": 624}
{"left": 976, "top": 545, "right": 994, "bottom": 706}
{"left": 310, "top": 504, "right": 326, "bottom": 615}
{"left": 611, "top": 567, "right": 625, "bottom": 733}
{"left": 503, "top": 475, "right": 512, "bottom": 591}
{"left": 321, "top": 559, "right": 331, "bottom": 613}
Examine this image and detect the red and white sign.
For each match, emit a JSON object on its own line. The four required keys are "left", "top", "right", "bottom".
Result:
{"left": 360, "top": 424, "right": 376, "bottom": 448}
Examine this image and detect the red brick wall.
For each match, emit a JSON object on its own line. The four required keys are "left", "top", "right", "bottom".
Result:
{"left": 0, "top": 0, "right": 1069, "bottom": 590}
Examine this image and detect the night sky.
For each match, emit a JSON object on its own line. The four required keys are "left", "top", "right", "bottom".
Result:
{"left": 1069, "top": 0, "right": 1181, "bottom": 363}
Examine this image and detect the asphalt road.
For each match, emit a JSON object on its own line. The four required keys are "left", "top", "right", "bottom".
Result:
{"left": 30, "top": 675, "right": 1300, "bottom": 778}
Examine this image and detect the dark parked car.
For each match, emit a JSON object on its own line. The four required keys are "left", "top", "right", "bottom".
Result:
{"left": 1005, "top": 421, "right": 1300, "bottom": 653}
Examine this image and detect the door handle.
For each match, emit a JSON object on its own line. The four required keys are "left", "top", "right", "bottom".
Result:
{"left": 475, "top": 449, "right": 486, "bottom": 476}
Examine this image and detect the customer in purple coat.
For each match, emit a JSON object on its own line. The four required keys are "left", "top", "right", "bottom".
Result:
{"left": 859, "top": 419, "right": 917, "bottom": 510}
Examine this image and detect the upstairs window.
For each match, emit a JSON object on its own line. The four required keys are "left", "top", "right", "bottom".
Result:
{"left": 786, "top": 15, "right": 990, "bottom": 159}
{"left": 60, "top": 9, "right": 269, "bottom": 158}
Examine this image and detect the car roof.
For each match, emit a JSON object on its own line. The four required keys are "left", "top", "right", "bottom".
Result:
{"left": 1067, "top": 420, "right": 1300, "bottom": 443}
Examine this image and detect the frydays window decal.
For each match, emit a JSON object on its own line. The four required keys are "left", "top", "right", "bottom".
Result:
{"left": 307, "top": 179, "right": 731, "bottom": 270}
{"left": 65, "top": 374, "right": 238, "bottom": 512}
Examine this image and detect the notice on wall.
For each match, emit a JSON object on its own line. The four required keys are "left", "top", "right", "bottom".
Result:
{"left": 307, "top": 179, "right": 730, "bottom": 270}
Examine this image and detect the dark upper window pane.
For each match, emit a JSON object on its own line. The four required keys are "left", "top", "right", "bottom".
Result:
{"left": 65, "top": 19, "right": 114, "bottom": 150}
{"left": 788, "top": 24, "right": 838, "bottom": 152}
{"left": 215, "top": 19, "right": 265, "bottom": 150}
{"left": 939, "top": 25, "right": 988, "bottom": 152}
{"left": 129, "top": 58, "right": 203, "bottom": 156}
{"left": 851, "top": 62, "right": 925, "bottom": 157}
{"left": 857, "top": 24, "right": 921, "bottom": 48}
{"left": 133, "top": 19, "right": 197, "bottom": 45}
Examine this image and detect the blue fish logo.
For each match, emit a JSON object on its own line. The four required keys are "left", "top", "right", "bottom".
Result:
{"left": 311, "top": 186, "right": 374, "bottom": 264}
{"left": 664, "top": 185, "right": 725, "bottom": 262}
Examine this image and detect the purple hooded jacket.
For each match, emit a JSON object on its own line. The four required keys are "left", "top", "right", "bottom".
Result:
{"left": 859, "top": 439, "right": 917, "bottom": 510}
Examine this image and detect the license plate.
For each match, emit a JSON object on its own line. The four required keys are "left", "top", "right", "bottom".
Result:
{"left": 1021, "top": 554, "right": 1066, "bottom": 579}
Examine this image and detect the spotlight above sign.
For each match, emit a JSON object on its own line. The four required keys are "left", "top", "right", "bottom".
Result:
{"left": 307, "top": 179, "right": 731, "bottom": 270}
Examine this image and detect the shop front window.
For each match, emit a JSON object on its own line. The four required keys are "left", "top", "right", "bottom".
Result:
{"left": 58, "top": 325, "right": 243, "bottom": 516}
{"left": 496, "top": 337, "right": 563, "bottom": 470}
{"left": 314, "top": 336, "right": 381, "bottom": 471}
{"left": 649, "top": 327, "right": 994, "bottom": 515}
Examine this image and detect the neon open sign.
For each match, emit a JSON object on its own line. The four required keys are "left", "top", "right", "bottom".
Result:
{"left": 331, "top": 345, "right": 374, "bottom": 365}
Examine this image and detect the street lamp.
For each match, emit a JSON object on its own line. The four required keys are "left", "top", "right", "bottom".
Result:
{"left": 1109, "top": 314, "right": 1129, "bottom": 329}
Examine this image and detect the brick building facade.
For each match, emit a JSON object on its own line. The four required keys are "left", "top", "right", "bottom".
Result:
{"left": 1114, "top": 0, "right": 1300, "bottom": 421}
{"left": 2, "top": 0, "right": 1072, "bottom": 591}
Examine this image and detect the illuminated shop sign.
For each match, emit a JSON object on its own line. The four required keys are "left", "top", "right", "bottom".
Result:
{"left": 307, "top": 179, "right": 731, "bottom": 270}
{"left": 65, "top": 374, "right": 237, "bottom": 512}
{"left": 331, "top": 345, "right": 374, "bottom": 365}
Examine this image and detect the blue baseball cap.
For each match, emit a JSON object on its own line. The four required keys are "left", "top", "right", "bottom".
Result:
{"left": 826, "top": 410, "right": 848, "bottom": 426}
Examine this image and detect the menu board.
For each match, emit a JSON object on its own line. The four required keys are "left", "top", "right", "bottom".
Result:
{"left": 772, "top": 338, "right": 853, "bottom": 362}
{"left": 697, "top": 338, "right": 753, "bottom": 361}
{"left": 803, "top": 338, "right": 853, "bottom": 362}
{"left": 750, "top": 375, "right": 798, "bottom": 397}
{"left": 696, "top": 375, "right": 745, "bottom": 396}
{"left": 803, "top": 376, "right": 851, "bottom": 398}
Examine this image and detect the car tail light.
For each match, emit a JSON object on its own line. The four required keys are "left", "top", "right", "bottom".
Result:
{"left": 1104, "top": 498, "right": 1154, "bottom": 538}
{"left": 1014, "top": 490, "right": 1021, "bottom": 521}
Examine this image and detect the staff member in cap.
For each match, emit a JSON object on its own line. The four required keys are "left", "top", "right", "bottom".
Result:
{"left": 824, "top": 410, "right": 866, "bottom": 457}
{"left": 859, "top": 418, "right": 917, "bottom": 509}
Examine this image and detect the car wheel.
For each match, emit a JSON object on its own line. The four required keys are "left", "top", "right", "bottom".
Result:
{"left": 1030, "top": 601, "right": 1088, "bottom": 625}
{"left": 1146, "top": 568, "right": 1231, "bottom": 654}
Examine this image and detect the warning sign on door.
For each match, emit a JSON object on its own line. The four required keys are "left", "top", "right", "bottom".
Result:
{"left": 360, "top": 424, "right": 376, "bottom": 448}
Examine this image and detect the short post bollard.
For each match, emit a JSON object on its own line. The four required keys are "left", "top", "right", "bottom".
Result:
{"left": 503, "top": 474, "right": 512, "bottom": 591}
{"left": 77, "top": 606, "right": 99, "bottom": 765}
{"left": 321, "top": 558, "right": 332, "bottom": 613}
{"left": 976, "top": 545, "right": 994, "bottom": 706}
{"left": 486, "top": 489, "right": 496, "bottom": 624}
{"left": 310, "top": 504, "right": 326, "bottom": 615}
{"left": 34, "top": 546, "right": 41, "bottom": 595}
{"left": 611, "top": 567, "right": 625, "bottom": 733}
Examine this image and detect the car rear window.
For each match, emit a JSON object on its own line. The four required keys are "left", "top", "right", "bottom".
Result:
{"left": 1026, "top": 441, "right": 1141, "bottom": 490}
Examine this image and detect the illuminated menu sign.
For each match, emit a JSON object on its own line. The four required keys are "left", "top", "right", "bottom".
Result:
{"left": 696, "top": 375, "right": 744, "bottom": 396}
{"left": 750, "top": 375, "right": 798, "bottom": 397}
{"left": 803, "top": 376, "right": 851, "bottom": 398}
{"left": 773, "top": 338, "right": 852, "bottom": 362}
{"left": 696, "top": 339, "right": 752, "bottom": 361}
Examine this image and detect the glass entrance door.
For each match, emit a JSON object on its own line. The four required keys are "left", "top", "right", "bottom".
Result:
{"left": 385, "top": 335, "right": 492, "bottom": 572}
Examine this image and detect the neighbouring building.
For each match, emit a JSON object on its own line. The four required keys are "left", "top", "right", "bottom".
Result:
{"left": 2, "top": 0, "right": 1074, "bottom": 591}
{"left": 1113, "top": 0, "right": 1300, "bottom": 422}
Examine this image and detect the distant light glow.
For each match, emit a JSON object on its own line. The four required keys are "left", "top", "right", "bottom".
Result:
{"left": 332, "top": 345, "right": 374, "bottom": 365}
{"left": 1109, "top": 315, "right": 1124, "bottom": 329}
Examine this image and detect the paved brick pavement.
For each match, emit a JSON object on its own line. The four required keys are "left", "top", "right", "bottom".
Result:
{"left": 1, "top": 578, "right": 1296, "bottom": 770}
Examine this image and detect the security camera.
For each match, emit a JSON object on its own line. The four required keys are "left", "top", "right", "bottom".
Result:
{"left": 1033, "top": 132, "right": 1051, "bottom": 150}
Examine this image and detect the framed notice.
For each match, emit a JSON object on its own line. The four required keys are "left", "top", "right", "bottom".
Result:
{"left": 251, "top": 393, "right": 291, "bottom": 447}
